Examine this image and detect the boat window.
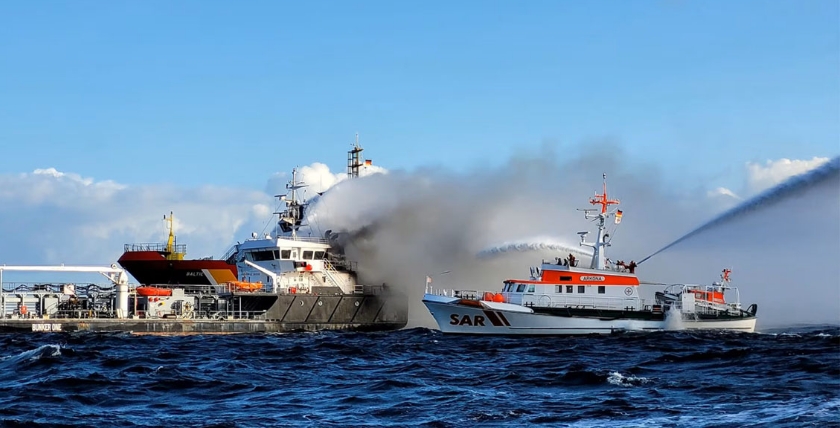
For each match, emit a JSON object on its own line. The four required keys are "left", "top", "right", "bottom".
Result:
{"left": 556, "top": 285, "right": 562, "bottom": 293}
{"left": 252, "top": 250, "right": 275, "bottom": 261}
{"left": 527, "top": 284, "right": 535, "bottom": 293}
{"left": 280, "top": 249, "right": 291, "bottom": 259}
{"left": 273, "top": 250, "right": 280, "bottom": 259}
{"left": 291, "top": 251, "right": 298, "bottom": 259}
{"left": 560, "top": 276, "right": 572, "bottom": 281}
{"left": 314, "top": 251, "right": 326, "bottom": 259}
{"left": 566, "top": 285, "right": 573, "bottom": 293}
{"left": 577, "top": 285, "right": 585, "bottom": 294}
{"left": 598, "top": 286, "right": 605, "bottom": 294}
{"left": 303, "top": 250, "right": 314, "bottom": 260}
{"left": 516, "top": 283, "right": 526, "bottom": 292}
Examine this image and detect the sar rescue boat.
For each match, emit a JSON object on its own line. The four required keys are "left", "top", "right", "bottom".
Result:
{"left": 422, "top": 174, "right": 758, "bottom": 335}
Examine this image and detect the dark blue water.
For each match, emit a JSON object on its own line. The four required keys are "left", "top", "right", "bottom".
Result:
{"left": 0, "top": 326, "right": 837, "bottom": 427}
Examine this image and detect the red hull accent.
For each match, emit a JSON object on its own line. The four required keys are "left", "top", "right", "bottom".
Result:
{"left": 117, "top": 251, "right": 238, "bottom": 285}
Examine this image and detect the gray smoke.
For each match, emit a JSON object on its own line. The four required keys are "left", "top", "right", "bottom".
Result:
{"left": 307, "top": 145, "right": 840, "bottom": 329}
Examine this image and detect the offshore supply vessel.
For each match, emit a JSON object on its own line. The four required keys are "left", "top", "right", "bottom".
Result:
{"left": 0, "top": 139, "right": 408, "bottom": 334}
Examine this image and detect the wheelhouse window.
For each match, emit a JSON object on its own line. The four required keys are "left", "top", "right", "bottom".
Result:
{"left": 577, "top": 285, "right": 585, "bottom": 294}
{"left": 527, "top": 284, "right": 535, "bottom": 293}
{"left": 303, "top": 250, "right": 314, "bottom": 260}
{"left": 280, "top": 249, "right": 291, "bottom": 259}
{"left": 314, "top": 251, "right": 326, "bottom": 259}
{"left": 516, "top": 283, "right": 526, "bottom": 292}
{"left": 251, "top": 250, "right": 276, "bottom": 261}
{"left": 598, "top": 286, "right": 605, "bottom": 294}
{"left": 566, "top": 285, "right": 573, "bottom": 293}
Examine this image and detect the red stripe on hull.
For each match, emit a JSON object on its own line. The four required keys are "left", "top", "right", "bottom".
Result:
{"left": 118, "top": 251, "right": 237, "bottom": 285}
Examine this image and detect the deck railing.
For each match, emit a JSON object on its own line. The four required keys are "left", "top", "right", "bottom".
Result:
{"left": 123, "top": 243, "right": 187, "bottom": 254}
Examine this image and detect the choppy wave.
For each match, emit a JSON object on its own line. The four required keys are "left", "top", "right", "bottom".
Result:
{"left": 0, "top": 326, "right": 837, "bottom": 427}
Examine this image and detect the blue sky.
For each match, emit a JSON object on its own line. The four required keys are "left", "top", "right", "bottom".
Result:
{"left": 0, "top": 0, "right": 837, "bottom": 190}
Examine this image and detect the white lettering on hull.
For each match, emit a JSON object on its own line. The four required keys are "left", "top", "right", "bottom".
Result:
{"left": 31, "top": 323, "right": 62, "bottom": 332}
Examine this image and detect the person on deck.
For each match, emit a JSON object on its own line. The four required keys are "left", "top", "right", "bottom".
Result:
{"left": 627, "top": 260, "right": 637, "bottom": 273}
{"left": 568, "top": 253, "right": 576, "bottom": 267}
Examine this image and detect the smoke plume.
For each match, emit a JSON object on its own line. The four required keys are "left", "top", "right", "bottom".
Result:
{"left": 307, "top": 146, "right": 839, "bottom": 329}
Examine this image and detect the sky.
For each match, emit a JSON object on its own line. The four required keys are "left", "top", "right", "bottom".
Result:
{"left": 0, "top": 1, "right": 837, "bottom": 326}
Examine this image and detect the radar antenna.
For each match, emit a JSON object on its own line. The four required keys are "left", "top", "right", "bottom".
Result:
{"left": 578, "top": 173, "right": 622, "bottom": 270}
{"left": 275, "top": 167, "right": 309, "bottom": 239}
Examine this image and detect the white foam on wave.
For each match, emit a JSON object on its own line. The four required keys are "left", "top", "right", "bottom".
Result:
{"left": 562, "top": 397, "right": 840, "bottom": 428}
{"left": 0, "top": 344, "right": 61, "bottom": 365}
{"left": 663, "top": 307, "right": 686, "bottom": 331}
{"left": 607, "top": 371, "right": 650, "bottom": 387}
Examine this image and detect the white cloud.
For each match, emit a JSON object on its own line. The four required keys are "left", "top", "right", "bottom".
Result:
{"left": 746, "top": 157, "right": 831, "bottom": 194}
{"left": 0, "top": 168, "right": 269, "bottom": 268}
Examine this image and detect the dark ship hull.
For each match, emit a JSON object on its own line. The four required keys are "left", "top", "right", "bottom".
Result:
{"left": 0, "top": 284, "right": 407, "bottom": 334}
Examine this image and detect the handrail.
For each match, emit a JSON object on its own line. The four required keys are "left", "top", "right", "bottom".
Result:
{"left": 278, "top": 235, "right": 329, "bottom": 244}
{"left": 321, "top": 261, "right": 344, "bottom": 289}
{"left": 221, "top": 245, "right": 238, "bottom": 262}
{"left": 124, "top": 243, "right": 187, "bottom": 253}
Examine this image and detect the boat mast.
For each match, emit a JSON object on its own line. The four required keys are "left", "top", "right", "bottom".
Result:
{"left": 165, "top": 211, "right": 175, "bottom": 254}
{"left": 579, "top": 173, "right": 620, "bottom": 270}
{"left": 347, "top": 133, "right": 364, "bottom": 179}
{"left": 277, "top": 167, "right": 308, "bottom": 240}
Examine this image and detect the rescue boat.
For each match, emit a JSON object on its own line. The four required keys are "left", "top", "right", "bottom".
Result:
{"left": 135, "top": 286, "right": 173, "bottom": 297}
{"left": 227, "top": 281, "right": 264, "bottom": 292}
{"left": 422, "top": 174, "right": 758, "bottom": 335}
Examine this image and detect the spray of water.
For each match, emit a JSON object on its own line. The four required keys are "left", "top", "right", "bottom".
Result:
{"left": 638, "top": 156, "right": 840, "bottom": 265}
{"left": 476, "top": 237, "right": 594, "bottom": 260}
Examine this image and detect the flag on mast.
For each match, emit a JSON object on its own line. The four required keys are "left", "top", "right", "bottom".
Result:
{"left": 614, "top": 210, "right": 623, "bottom": 224}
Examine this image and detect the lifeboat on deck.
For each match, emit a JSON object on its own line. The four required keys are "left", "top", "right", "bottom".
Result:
{"left": 136, "top": 286, "right": 173, "bottom": 297}
{"left": 229, "top": 281, "right": 264, "bottom": 292}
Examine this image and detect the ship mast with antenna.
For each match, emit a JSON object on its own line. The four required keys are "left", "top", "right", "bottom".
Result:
{"left": 276, "top": 168, "right": 308, "bottom": 240}
{"left": 579, "top": 173, "right": 621, "bottom": 270}
{"left": 347, "top": 132, "right": 365, "bottom": 179}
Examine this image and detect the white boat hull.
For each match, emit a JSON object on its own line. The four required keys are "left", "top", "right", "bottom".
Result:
{"left": 671, "top": 317, "right": 756, "bottom": 332}
{"left": 423, "top": 297, "right": 756, "bottom": 335}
